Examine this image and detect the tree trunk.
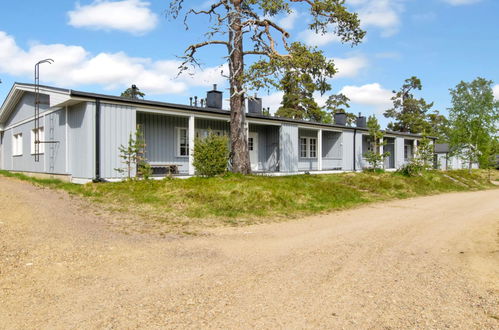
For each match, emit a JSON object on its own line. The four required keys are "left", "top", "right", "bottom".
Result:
{"left": 228, "top": 0, "right": 251, "bottom": 174}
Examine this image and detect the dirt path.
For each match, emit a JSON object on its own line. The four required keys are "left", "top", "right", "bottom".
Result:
{"left": 0, "top": 177, "right": 498, "bottom": 329}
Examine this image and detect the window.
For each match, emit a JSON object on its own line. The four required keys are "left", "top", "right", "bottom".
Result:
{"left": 31, "top": 127, "right": 45, "bottom": 154}
{"left": 12, "top": 133, "right": 23, "bottom": 156}
{"left": 309, "top": 138, "right": 317, "bottom": 158}
{"left": 248, "top": 137, "right": 254, "bottom": 151}
{"left": 299, "top": 137, "right": 318, "bottom": 158}
{"left": 404, "top": 145, "right": 412, "bottom": 160}
{"left": 300, "top": 138, "right": 307, "bottom": 157}
{"left": 195, "top": 129, "right": 224, "bottom": 139}
{"left": 177, "top": 128, "right": 189, "bottom": 157}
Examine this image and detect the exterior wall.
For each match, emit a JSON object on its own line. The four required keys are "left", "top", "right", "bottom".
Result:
{"left": 322, "top": 131, "right": 342, "bottom": 170}
{"left": 100, "top": 103, "right": 136, "bottom": 179}
{"left": 249, "top": 124, "right": 279, "bottom": 172}
{"left": 45, "top": 109, "right": 68, "bottom": 174}
{"left": 68, "top": 102, "right": 95, "bottom": 179}
{"left": 342, "top": 131, "right": 354, "bottom": 171}
{"left": 4, "top": 120, "right": 45, "bottom": 173}
{"left": 279, "top": 124, "right": 298, "bottom": 172}
{"left": 395, "top": 137, "right": 405, "bottom": 168}
{"left": 4, "top": 92, "right": 50, "bottom": 128}
{"left": 384, "top": 137, "right": 396, "bottom": 169}
{"left": 404, "top": 139, "right": 414, "bottom": 163}
{"left": 298, "top": 128, "right": 318, "bottom": 171}
{"left": 137, "top": 112, "right": 189, "bottom": 174}
{"left": 354, "top": 132, "right": 364, "bottom": 170}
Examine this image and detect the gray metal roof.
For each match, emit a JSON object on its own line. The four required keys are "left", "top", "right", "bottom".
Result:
{"left": 3, "top": 83, "right": 433, "bottom": 139}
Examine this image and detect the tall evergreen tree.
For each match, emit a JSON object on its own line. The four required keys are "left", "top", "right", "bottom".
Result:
{"left": 325, "top": 93, "right": 356, "bottom": 126}
{"left": 384, "top": 76, "right": 434, "bottom": 133}
{"left": 169, "top": 0, "right": 365, "bottom": 174}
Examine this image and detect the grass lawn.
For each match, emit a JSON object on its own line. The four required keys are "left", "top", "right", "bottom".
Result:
{"left": 1, "top": 169, "right": 497, "bottom": 231}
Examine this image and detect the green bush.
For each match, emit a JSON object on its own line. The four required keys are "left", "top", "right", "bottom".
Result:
{"left": 192, "top": 133, "right": 230, "bottom": 177}
{"left": 397, "top": 162, "right": 425, "bottom": 177}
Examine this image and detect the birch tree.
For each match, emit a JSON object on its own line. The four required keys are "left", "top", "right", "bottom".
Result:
{"left": 169, "top": 0, "right": 365, "bottom": 174}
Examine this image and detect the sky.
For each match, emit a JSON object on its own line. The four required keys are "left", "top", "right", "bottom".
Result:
{"left": 0, "top": 0, "right": 498, "bottom": 128}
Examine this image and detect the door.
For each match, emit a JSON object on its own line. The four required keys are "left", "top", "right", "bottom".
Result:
{"left": 248, "top": 132, "right": 259, "bottom": 171}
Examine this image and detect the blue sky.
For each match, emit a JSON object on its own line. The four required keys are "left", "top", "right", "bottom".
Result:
{"left": 0, "top": 0, "right": 497, "bottom": 128}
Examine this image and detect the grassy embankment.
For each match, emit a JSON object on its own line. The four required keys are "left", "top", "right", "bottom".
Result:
{"left": 0, "top": 169, "right": 497, "bottom": 230}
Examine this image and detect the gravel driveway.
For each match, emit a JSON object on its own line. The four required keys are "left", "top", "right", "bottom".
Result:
{"left": 0, "top": 176, "right": 498, "bottom": 329}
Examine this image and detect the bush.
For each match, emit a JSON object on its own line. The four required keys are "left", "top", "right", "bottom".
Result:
{"left": 193, "top": 133, "right": 230, "bottom": 177}
{"left": 397, "top": 162, "right": 425, "bottom": 177}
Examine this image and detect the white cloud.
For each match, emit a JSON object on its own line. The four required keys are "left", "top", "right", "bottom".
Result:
{"left": 339, "top": 83, "right": 393, "bottom": 112}
{"left": 298, "top": 29, "right": 342, "bottom": 47}
{"left": 260, "top": 92, "right": 284, "bottom": 114}
{"left": 68, "top": 0, "right": 158, "bottom": 35}
{"left": 0, "top": 31, "right": 226, "bottom": 96}
{"left": 332, "top": 56, "right": 368, "bottom": 79}
{"left": 493, "top": 84, "right": 499, "bottom": 100}
{"left": 278, "top": 10, "right": 299, "bottom": 30}
{"left": 442, "top": 0, "right": 482, "bottom": 5}
{"left": 349, "top": 0, "right": 404, "bottom": 37}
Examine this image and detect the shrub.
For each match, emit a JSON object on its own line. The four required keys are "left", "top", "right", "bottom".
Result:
{"left": 193, "top": 133, "right": 230, "bottom": 177}
{"left": 397, "top": 162, "right": 424, "bottom": 177}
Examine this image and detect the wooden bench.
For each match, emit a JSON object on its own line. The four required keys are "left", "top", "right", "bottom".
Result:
{"left": 149, "top": 164, "right": 182, "bottom": 175}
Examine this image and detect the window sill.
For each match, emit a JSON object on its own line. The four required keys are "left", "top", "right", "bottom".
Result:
{"left": 13, "top": 154, "right": 23, "bottom": 157}
{"left": 31, "top": 153, "right": 45, "bottom": 155}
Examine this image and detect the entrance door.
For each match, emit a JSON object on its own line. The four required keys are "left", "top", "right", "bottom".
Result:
{"left": 248, "top": 132, "right": 259, "bottom": 171}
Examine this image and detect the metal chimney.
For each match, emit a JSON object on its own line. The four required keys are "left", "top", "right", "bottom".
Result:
{"left": 248, "top": 94, "right": 263, "bottom": 115}
{"left": 206, "top": 84, "right": 223, "bottom": 109}
{"left": 334, "top": 112, "right": 347, "bottom": 126}
{"left": 356, "top": 112, "right": 367, "bottom": 128}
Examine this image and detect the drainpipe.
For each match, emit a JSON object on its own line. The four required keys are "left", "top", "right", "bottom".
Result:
{"left": 353, "top": 128, "right": 357, "bottom": 171}
{"left": 93, "top": 98, "right": 102, "bottom": 182}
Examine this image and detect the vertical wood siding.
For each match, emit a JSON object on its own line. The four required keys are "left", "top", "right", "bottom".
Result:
{"left": 280, "top": 124, "right": 298, "bottom": 172}
{"left": 100, "top": 103, "right": 137, "bottom": 179}
{"left": 137, "top": 112, "right": 189, "bottom": 173}
{"left": 68, "top": 102, "right": 95, "bottom": 179}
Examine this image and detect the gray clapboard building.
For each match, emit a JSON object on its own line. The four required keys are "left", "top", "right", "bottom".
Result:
{"left": 0, "top": 83, "right": 429, "bottom": 183}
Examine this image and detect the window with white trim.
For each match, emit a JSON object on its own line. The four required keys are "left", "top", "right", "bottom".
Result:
{"left": 31, "top": 127, "right": 45, "bottom": 154}
{"left": 177, "top": 127, "right": 189, "bottom": 157}
{"left": 300, "top": 138, "right": 307, "bottom": 157}
{"left": 248, "top": 137, "right": 254, "bottom": 151}
{"left": 309, "top": 138, "right": 317, "bottom": 158}
{"left": 299, "top": 137, "right": 318, "bottom": 158}
{"left": 12, "top": 133, "right": 23, "bottom": 156}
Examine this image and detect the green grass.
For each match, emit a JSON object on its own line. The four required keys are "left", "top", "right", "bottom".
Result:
{"left": 0, "top": 169, "right": 497, "bottom": 230}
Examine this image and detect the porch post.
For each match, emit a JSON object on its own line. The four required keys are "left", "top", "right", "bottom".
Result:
{"left": 188, "top": 115, "right": 195, "bottom": 175}
{"left": 317, "top": 129, "right": 323, "bottom": 171}
{"left": 413, "top": 139, "right": 418, "bottom": 159}
{"left": 379, "top": 137, "right": 384, "bottom": 169}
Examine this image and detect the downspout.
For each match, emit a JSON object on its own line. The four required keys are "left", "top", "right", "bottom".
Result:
{"left": 93, "top": 98, "right": 102, "bottom": 182}
{"left": 353, "top": 128, "right": 357, "bottom": 172}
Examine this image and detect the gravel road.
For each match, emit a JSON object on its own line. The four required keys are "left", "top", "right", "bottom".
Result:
{"left": 0, "top": 176, "right": 498, "bottom": 329}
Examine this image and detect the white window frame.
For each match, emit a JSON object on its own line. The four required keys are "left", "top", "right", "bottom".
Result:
{"left": 176, "top": 127, "right": 189, "bottom": 157}
{"left": 299, "top": 137, "right": 318, "bottom": 159}
{"left": 31, "top": 126, "right": 45, "bottom": 155}
{"left": 12, "top": 133, "right": 23, "bottom": 156}
{"left": 248, "top": 136, "right": 254, "bottom": 151}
